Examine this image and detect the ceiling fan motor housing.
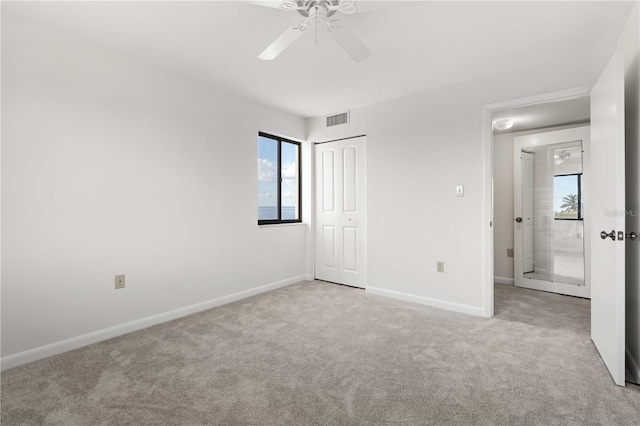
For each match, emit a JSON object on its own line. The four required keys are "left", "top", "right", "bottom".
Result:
{"left": 295, "top": 1, "right": 339, "bottom": 18}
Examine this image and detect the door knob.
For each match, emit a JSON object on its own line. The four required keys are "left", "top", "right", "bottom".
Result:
{"left": 515, "top": 217, "right": 523, "bottom": 223}
{"left": 600, "top": 230, "right": 616, "bottom": 241}
{"left": 626, "top": 232, "right": 638, "bottom": 241}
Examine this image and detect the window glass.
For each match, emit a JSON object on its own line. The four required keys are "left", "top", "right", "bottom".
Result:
{"left": 554, "top": 174, "right": 582, "bottom": 219}
{"left": 281, "top": 142, "right": 299, "bottom": 221}
{"left": 258, "top": 133, "right": 301, "bottom": 224}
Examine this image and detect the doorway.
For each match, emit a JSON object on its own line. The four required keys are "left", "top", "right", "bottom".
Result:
{"left": 490, "top": 95, "right": 591, "bottom": 295}
{"left": 485, "top": 51, "right": 627, "bottom": 386}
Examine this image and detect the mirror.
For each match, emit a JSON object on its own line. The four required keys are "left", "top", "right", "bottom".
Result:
{"left": 521, "top": 141, "right": 584, "bottom": 286}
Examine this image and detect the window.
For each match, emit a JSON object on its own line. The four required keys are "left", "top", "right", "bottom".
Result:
{"left": 258, "top": 132, "right": 301, "bottom": 224}
{"left": 554, "top": 174, "right": 583, "bottom": 220}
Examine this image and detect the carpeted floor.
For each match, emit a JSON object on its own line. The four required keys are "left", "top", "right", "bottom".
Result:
{"left": 2, "top": 281, "right": 639, "bottom": 425}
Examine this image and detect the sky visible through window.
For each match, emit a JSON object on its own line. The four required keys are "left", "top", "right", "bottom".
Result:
{"left": 258, "top": 135, "right": 299, "bottom": 221}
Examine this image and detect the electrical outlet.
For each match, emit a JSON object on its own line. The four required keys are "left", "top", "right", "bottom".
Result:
{"left": 436, "top": 261, "right": 444, "bottom": 273}
{"left": 507, "top": 248, "right": 514, "bottom": 258}
{"left": 115, "top": 274, "right": 125, "bottom": 289}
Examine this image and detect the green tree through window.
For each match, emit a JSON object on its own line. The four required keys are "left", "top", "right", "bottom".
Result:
{"left": 560, "top": 194, "right": 579, "bottom": 213}
{"left": 554, "top": 174, "right": 582, "bottom": 220}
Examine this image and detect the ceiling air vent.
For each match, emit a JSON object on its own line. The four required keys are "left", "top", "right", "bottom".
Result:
{"left": 326, "top": 111, "right": 349, "bottom": 127}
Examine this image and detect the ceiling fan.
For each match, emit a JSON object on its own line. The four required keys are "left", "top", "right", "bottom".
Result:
{"left": 554, "top": 150, "right": 571, "bottom": 165}
{"left": 257, "top": 0, "right": 372, "bottom": 63}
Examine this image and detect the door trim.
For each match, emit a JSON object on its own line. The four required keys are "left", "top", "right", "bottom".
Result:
{"left": 482, "top": 86, "right": 592, "bottom": 318}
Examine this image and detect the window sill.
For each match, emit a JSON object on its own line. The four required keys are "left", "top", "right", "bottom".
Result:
{"left": 258, "top": 222, "right": 307, "bottom": 228}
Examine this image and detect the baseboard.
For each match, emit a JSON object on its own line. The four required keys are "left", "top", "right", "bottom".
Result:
{"left": 494, "top": 276, "right": 514, "bottom": 285}
{"left": 1, "top": 275, "right": 306, "bottom": 372}
{"left": 366, "top": 286, "right": 485, "bottom": 317}
{"left": 626, "top": 346, "right": 640, "bottom": 384}
{"left": 303, "top": 274, "right": 315, "bottom": 281}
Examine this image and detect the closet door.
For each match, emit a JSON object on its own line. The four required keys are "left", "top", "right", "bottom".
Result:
{"left": 315, "top": 137, "right": 366, "bottom": 288}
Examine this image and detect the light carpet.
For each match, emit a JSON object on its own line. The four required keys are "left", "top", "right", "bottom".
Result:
{"left": 2, "top": 281, "right": 639, "bottom": 425}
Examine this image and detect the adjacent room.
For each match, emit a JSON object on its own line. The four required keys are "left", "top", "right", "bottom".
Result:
{"left": 2, "top": 1, "right": 640, "bottom": 424}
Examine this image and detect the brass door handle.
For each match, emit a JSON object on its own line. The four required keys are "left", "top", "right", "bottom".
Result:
{"left": 515, "top": 217, "right": 523, "bottom": 223}
{"left": 626, "top": 232, "right": 638, "bottom": 241}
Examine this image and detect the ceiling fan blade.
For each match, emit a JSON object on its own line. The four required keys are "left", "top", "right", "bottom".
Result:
{"left": 258, "top": 27, "right": 303, "bottom": 60}
{"left": 330, "top": 24, "right": 372, "bottom": 63}
{"left": 246, "top": 1, "right": 283, "bottom": 9}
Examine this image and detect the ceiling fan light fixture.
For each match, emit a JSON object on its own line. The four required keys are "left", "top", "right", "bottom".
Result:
{"left": 307, "top": 5, "right": 328, "bottom": 25}
{"left": 494, "top": 118, "right": 514, "bottom": 131}
{"left": 554, "top": 150, "right": 571, "bottom": 164}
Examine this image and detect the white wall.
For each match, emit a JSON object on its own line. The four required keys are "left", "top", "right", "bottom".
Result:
{"left": 1, "top": 14, "right": 308, "bottom": 362}
{"left": 619, "top": 3, "right": 640, "bottom": 382}
{"left": 307, "top": 45, "right": 617, "bottom": 316}
{"left": 493, "top": 124, "right": 587, "bottom": 282}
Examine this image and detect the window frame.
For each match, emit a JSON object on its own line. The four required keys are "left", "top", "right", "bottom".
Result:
{"left": 258, "top": 132, "right": 302, "bottom": 225}
{"left": 554, "top": 173, "right": 583, "bottom": 221}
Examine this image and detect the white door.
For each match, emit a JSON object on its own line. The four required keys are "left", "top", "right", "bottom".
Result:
{"left": 590, "top": 52, "right": 626, "bottom": 386}
{"left": 522, "top": 152, "right": 535, "bottom": 273}
{"left": 315, "top": 137, "right": 367, "bottom": 288}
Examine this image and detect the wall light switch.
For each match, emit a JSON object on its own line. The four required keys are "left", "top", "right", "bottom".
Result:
{"left": 436, "top": 261, "right": 444, "bottom": 273}
{"left": 115, "top": 274, "right": 125, "bottom": 289}
{"left": 456, "top": 185, "right": 464, "bottom": 197}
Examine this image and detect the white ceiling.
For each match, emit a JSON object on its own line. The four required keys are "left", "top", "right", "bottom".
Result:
{"left": 2, "top": 1, "right": 635, "bottom": 118}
